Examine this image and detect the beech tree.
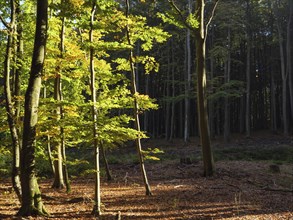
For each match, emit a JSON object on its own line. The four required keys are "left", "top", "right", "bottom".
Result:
{"left": 165, "top": 0, "right": 218, "bottom": 176}
{"left": 1, "top": 0, "right": 22, "bottom": 201}
{"left": 18, "top": 0, "right": 48, "bottom": 216}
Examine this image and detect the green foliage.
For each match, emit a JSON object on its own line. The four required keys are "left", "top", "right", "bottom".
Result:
{"left": 186, "top": 13, "right": 199, "bottom": 29}
{"left": 208, "top": 79, "right": 245, "bottom": 100}
{"left": 0, "top": 147, "right": 11, "bottom": 177}
{"left": 157, "top": 12, "right": 185, "bottom": 29}
{"left": 142, "top": 147, "right": 164, "bottom": 161}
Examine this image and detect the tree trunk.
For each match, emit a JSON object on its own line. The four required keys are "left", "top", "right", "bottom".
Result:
{"left": 101, "top": 142, "right": 112, "bottom": 181}
{"left": 89, "top": 2, "right": 101, "bottom": 216}
{"left": 245, "top": 0, "right": 251, "bottom": 137}
{"left": 17, "top": 0, "right": 48, "bottom": 216}
{"left": 224, "top": 27, "right": 231, "bottom": 143}
{"left": 195, "top": 0, "right": 214, "bottom": 177}
{"left": 184, "top": 0, "right": 192, "bottom": 143}
{"left": 3, "top": 0, "right": 22, "bottom": 202}
{"left": 126, "top": 0, "right": 152, "bottom": 196}
{"left": 287, "top": 0, "right": 293, "bottom": 130}
{"left": 59, "top": 14, "right": 70, "bottom": 192}
{"left": 169, "top": 39, "right": 175, "bottom": 141}
{"left": 165, "top": 41, "right": 171, "bottom": 140}
{"left": 52, "top": 14, "right": 67, "bottom": 190}
{"left": 273, "top": 1, "right": 288, "bottom": 135}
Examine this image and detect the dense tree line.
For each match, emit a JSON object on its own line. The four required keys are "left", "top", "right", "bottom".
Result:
{"left": 0, "top": 0, "right": 292, "bottom": 217}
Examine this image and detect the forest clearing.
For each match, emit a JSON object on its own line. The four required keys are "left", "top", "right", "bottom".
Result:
{"left": 1, "top": 134, "right": 292, "bottom": 219}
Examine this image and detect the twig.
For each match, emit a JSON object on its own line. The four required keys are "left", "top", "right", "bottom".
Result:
{"left": 205, "top": 0, "right": 220, "bottom": 39}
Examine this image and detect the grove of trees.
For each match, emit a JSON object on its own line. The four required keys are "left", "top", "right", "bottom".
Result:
{"left": 0, "top": 0, "right": 292, "bottom": 217}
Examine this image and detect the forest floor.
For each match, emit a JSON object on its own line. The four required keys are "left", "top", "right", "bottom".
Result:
{"left": 0, "top": 132, "right": 293, "bottom": 219}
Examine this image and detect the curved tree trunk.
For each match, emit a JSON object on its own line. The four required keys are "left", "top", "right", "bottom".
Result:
{"left": 17, "top": 0, "right": 48, "bottom": 216}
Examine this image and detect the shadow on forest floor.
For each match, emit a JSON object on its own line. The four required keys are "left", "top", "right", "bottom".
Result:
{"left": 1, "top": 133, "right": 293, "bottom": 219}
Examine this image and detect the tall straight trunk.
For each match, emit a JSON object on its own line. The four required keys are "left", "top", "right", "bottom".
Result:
{"left": 126, "top": 0, "right": 152, "bottom": 196}
{"left": 89, "top": 2, "right": 101, "bottom": 216}
{"left": 169, "top": 39, "right": 176, "bottom": 141}
{"left": 195, "top": 0, "right": 214, "bottom": 177}
{"left": 59, "top": 14, "right": 70, "bottom": 192}
{"left": 184, "top": 0, "right": 192, "bottom": 142}
{"left": 165, "top": 41, "right": 171, "bottom": 140}
{"left": 43, "top": 87, "right": 55, "bottom": 175}
{"left": 3, "top": 0, "right": 22, "bottom": 202}
{"left": 245, "top": 0, "right": 251, "bottom": 137}
{"left": 273, "top": 1, "right": 288, "bottom": 135}
{"left": 52, "top": 13, "right": 68, "bottom": 190}
{"left": 224, "top": 27, "right": 231, "bottom": 142}
{"left": 287, "top": 0, "right": 293, "bottom": 128}
{"left": 52, "top": 75, "right": 65, "bottom": 189}
{"left": 144, "top": 74, "right": 150, "bottom": 131}
{"left": 277, "top": 22, "right": 288, "bottom": 135}
{"left": 209, "top": 27, "right": 215, "bottom": 138}
{"left": 17, "top": 0, "right": 48, "bottom": 216}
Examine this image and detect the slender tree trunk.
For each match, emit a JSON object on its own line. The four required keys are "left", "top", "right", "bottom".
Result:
{"left": 245, "top": 0, "right": 251, "bottom": 137}
{"left": 59, "top": 14, "right": 70, "bottom": 192}
{"left": 100, "top": 142, "right": 112, "bottom": 181}
{"left": 165, "top": 41, "right": 171, "bottom": 140}
{"left": 169, "top": 39, "right": 175, "bottom": 141}
{"left": 52, "top": 75, "right": 65, "bottom": 189}
{"left": 17, "top": 0, "right": 48, "bottom": 216}
{"left": 224, "top": 27, "right": 231, "bottom": 142}
{"left": 195, "top": 0, "right": 214, "bottom": 177}
{"left": 126, "top": 0, "right": 152, "bottom": 196}
{"left": 89, "top": 1, "right": 101, "bottom": 216}
{"left": 245, "top": 37, "right": 251, "bottom": 137}
{"left": 144, "top": 74, "right": 150, "bottom": 131}
{"left": 209, "top": 27, "right": 215, "bottom": 138}
{"left": 277, "top": 23, "right": 288, "bottom": 135}
{"left": 273, "top": 1, "right": 288, "bottom": 135}
{"left": 3, "top": 0, "right": 22, "bottom": 202}
{"left": 287, "top": 0, "right": 293, "bottom": 129}
{"left": 47, "top": 135, "right": 55, "bottom": 175}
{"left": 184, "top": 0, "right": 192, "bottom": 143}
{"left": 43, "top": 87, "right": 55, "bottom": 175}
{"left": 52, "top": 13, "right": 68, "bottom": 190}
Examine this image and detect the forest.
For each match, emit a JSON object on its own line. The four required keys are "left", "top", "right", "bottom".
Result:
{"left": 0, "top": 0, "right": 292, "bottom": 219}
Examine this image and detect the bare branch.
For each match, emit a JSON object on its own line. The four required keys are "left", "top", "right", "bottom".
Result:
{"left": 205, "top": 0, "right": 220, "bottom": 39}
{"left": 168, "top": 0, "right": 194, "bottom": 31}
{"left": 0, "top": 14, "right": 10, "bottom": 30}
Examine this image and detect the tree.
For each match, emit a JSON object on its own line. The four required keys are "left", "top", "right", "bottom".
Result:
{"left": 1, "top": 0, "right": 22, "bottom": 202}
{"left": 17, "top": 0, "right": 49, "bottom": 216}
{"left": 89, "top": 0, "right": 101, "bottom": 215}
{"left": 125, "top": 0, "right": 152, "bottom": 196}
{"left": 166, "top": 0, "right": 217, "bottom": 176}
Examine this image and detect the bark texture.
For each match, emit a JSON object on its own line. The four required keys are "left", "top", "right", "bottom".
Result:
{"left": 17, "top": 0, "right": 49, "bottom": 216}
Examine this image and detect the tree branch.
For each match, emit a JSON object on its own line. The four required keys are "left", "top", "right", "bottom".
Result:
{"left": 168, "top": 0, "right": 194, "bottom": 31}
{"left": 0, "top": 14, "right": 11, "bottom": 30}
{"left": 205, "top": 0, "right": 220, "bottom": 39}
